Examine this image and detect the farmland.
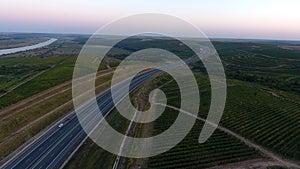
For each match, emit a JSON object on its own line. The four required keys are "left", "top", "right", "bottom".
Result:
{"left": 0, "top": 34, "right": 120, "bottom": 159}
{"left": 59, "top": 38, "right": 300, "bottom": 169}
{"left": 212, "top": 41, "right": 300, "bottom": 94}
{"left": 142, "top": 72, "right": 300, "bottom": 168}
{"left": 1, "top": 34, "right": 300, "bottom": 168}
{"left": 0, "top": 34, "right": 122, "bottom": 108}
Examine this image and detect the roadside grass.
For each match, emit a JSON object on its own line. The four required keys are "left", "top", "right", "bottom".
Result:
{"left": 0, "top": 99, "right": 74, "bottom": 160}
{"left": 0, "top": 89, "right": 73, "bottom": 139}
{"left": 123, "top": 73, "right": 262, "bottom": 169}
{"left": 0, "top": 72, "right": 113, "bottom": 160}
{"left": 72, "top": 72, "right": 263, "bottom": 169}
{"left": 64, "top": 73, "right": 169, "bottom": 169}
{"left": 2, "top": 39, "right": 300, "bottom": 168}
{"left": 63, "top": 69, "right": 300, "bottom": 169}
{"left": 64, "top": 70, "right": 298, "bottom": 169}
{"left": 64, "top": 107, "right": 131, "bottom": 169}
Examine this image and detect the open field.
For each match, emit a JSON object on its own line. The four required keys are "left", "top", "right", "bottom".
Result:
{"left": 1, "top": 34, "right": 300, "bottom": 168}
{"left": 0, "top": 33, "right": 48, "bottom": 49}
{"left": 0, "top": 55, "right": 119, "bottom": 108}
{"left": 64, "top": 73, "right": 288, "bottom": 169}
{"left": 212, "top": 41, "right": 300, "bottom": 94}
{"left": 116, "top": 70, "right": 299, "bottom": 168}
{"left": 0, "top": 69, "right": 114, "bottom": 160}
{"left": 280, "top": 46, "right": 300, "bottom": 51}
{"left": 59, "top": 38, "right": 300, "bottom": 169}
{"left": 0, "top": 56, "right": 67, "bottom": 94}
{"left": 0, "top": 34, "right": 124, "bottom": 160}
{"left": 64, "top": 106, "right": 133, "bottom": 169}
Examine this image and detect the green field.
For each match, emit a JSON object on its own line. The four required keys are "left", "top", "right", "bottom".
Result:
{"left": 1, "top": 35, "right": 300, "bottom": 168}
{"left": 0, "top": 55, "right": 112, "bottom": 108}
{"left": 0, "top": 56, "right": 76, "bottom": 108}
{"left": 62, "top": 39, "right": 300, "bottom": 169}
{"left": 212, "top": 41, "right": 300, "bottom": 94}
{"left": 147, "top": 107, "right": 262, "bottom": 169}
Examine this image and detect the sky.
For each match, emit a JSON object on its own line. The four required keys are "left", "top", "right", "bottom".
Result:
{"left": 1, "top": 0, "right": 300, "bottom": 40}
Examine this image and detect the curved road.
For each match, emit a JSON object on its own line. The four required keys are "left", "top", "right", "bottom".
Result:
{"left": 0, "top": 49, "right": 205, "bottom": 169}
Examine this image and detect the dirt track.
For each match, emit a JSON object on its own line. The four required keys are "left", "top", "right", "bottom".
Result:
{"left": 154, "top": 102, "right": 300, "bottom": 169}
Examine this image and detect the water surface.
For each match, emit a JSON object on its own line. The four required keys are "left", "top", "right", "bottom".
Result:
{"left": 0, "top": 38, "right": 57, "bottom": 56}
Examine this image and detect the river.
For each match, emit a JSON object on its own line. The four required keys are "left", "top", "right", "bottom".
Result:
{"left": 0, "top": 38, "right": 57, "bottom": 56}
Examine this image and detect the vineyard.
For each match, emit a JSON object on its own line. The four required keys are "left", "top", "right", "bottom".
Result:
{"left": 212, "top": 41, "right": 300, "bottom": 94}
{"left": 147, "top": 107, "right": 262, "bottom": 169}
{"left": 144, "top": 72, "right": 300, "bottom": 168}
{"left": 63, "top": 69, "right": 300, "bottom": 169}
{"left": 221, "top": 84, "right": 300, "bottom": 160}
{"left": 63, "top": 41, "right": 300, "bottom": 168}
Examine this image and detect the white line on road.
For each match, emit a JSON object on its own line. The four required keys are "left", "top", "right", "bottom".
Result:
{"left": 112, "top": 105, "right": 138, "bottom": 169}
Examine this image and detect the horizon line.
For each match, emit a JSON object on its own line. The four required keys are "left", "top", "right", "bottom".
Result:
{"left": 1, "top": 31, "right": 300, "bottom": 42}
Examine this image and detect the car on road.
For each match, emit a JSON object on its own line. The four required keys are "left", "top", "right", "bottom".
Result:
{"left": 58, "top": 123, "right": 64, "bottom": 128}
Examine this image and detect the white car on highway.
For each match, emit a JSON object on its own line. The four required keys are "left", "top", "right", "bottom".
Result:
{"left": 58, "top": 123, "right": 64, "bottom": 128}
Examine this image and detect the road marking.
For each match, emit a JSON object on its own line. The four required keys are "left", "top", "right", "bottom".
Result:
{"left": 113, "top": 105, "right": 138, "bottom": 169}
{"left": 1, "top": 80, "right": 114, "bottom": 168}
{"left": 3, "top": 52, "right": 209, "bottom": 169}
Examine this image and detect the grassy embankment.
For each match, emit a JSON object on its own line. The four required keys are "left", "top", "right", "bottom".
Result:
{"left": 0, "top": 55, "right": 120, "bottom": 160}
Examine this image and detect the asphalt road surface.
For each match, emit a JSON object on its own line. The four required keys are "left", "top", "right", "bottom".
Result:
{"left": 1, "top": 49, "right": 207, "bottom": 169}
{"left": 1, "top": 68, "right": 162, "bottom": 169}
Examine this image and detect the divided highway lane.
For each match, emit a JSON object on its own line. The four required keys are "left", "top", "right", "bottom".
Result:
{"left": 29, "top": 70, "right": 158, "bottom": 169}
{"left": 1, "top": 49, "right": 207, "bottom": 169}
{"left": 1, "top": 69, "right": 161, "bottom": 169}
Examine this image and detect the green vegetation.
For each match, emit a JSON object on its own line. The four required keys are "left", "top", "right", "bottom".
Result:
{"left": 159, "top": 70, "right": 300, "bottom": 161}
{"left": 125, "top": 67, "right": 300, "bottom": 168}
{"left": 0, "top": 71, "right": 113, "bottom": 160}
{"left": 109, "top": 37, "right": 194, "bottom": 60}
{"left": 147, "top": 108, "right": 261, "bottom": 169}
{"left": 64, "top": 108, "right": 132, "bottom": 169}
{"left": 2, "top": 35, "right": 300, "bottom": 168}
{"left": 0, "top": 56, "right": 75, "bottom": 108}
{"left": 63, "top": 39, "right": 300, "bottom": 168}
{"left": 211, "top": 41, "right": 300, "bottom": 94}
{"left": 0, "top": 34, "right": 121, "bottom": 160}
{"left": 220, "top": 83, "right": 300, "bottom": 160}
{"left": 0, "top": 56, "right": 67, "bottom": 93}
{"left": 128, "top": 73, "right": 261, "bottom": 169}
{"left": 0, "top": 56, "right": 109, "bottom": 108}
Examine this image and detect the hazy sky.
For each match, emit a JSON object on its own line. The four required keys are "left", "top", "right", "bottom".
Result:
{"left": 1, "top": 0, "right": 299, "bottom": 40}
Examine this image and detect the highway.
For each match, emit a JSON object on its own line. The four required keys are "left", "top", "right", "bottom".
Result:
{"left": 0, "top": 51, "right": 206, "bottom": 169}
{"left": 0, "top": 67, "right": 165, "bottom": 169}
